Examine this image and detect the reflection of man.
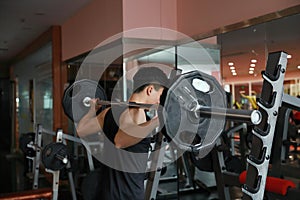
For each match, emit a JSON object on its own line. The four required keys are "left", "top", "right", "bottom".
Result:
{"left": 77, "top": 67, "right": 168, "bottom": 199}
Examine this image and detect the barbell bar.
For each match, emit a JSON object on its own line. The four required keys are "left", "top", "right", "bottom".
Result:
{"left": 82, "top": 97, "right": 155, "bottom": 109}
{"left": 83, "top": 97, "right": 261, "bottom": 125}
{"left": 194, "top": 106, "right": 262, "bottom": 125}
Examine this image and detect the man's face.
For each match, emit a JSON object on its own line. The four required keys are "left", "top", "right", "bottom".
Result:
{"left": 148, "top": 86, "right": 164, "bottom": 105}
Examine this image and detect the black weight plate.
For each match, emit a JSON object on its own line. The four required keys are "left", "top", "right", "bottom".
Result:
{"left": 62, "top": 79, "right": 107, "bottom": 122}
{"left": 19, "top": 132, "right": 36, "bottom": 157}
{"left": 42, "top": 143, "right": 69, "bottom": 171}
{"left": 162, "top": 70, "right": 226, "bottom": 157}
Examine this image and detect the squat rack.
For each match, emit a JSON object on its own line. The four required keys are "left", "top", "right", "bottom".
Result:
{"left": 242, "top": 51, "right": 300, "bottom": 199}
{"left": 145, "top": 51, "right": 300, "bottom": 200}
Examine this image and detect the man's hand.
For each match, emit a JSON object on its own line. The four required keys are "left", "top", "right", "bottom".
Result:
{"left": 76, "top": 98, "right": 106, "bottom": 137}
{"left": 86, "top": 98, "right": 102, "bottom": 118}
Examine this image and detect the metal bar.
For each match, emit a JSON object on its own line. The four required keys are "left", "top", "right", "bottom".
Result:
{"left": 32, "top": 124, "right": 43, "bottom": 189}
{"left": 61, "top": 133, "right": 77, "bottom": 200}
{"left": 41, "top": 127, "right": 83, "bottom": 144}
{"left": 197, "top": 106, "right": 262, "bottom": 125}
{"left": 46, "top": 130, "right": 65, "bottom": 200}
{"left": 98, "top": 96, "right": 262, "bottom": 126}
{"left": 212, "top": 138, "right": 231, "bottom": 200}
{"left": 84, "top": 144, "right": 95, "bottom": 171}
{"left": 269, "top": 107, "right": 290, "bottom": 178}
{"left": 96, "top": 100, "right": 156, "bottom": 109}
{"left": 145, "top": 132, "right": 167, "bottom": 200}
{"left": 282, "top": 93, "right": 300, "bottom": 111}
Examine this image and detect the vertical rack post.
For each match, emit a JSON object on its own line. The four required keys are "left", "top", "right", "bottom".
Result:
{"left": 242, "top": 51, "right": 288, "bottom": 200}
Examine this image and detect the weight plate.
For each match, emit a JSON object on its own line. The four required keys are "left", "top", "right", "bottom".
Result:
{"left": 62, "top": 79, "right": 107, "bottom": 122}
{"left": 42, "top": 143, "right": 69, "bottom": 171}
{"left": 162, "top": 70, "right": 227, "bottom": 158}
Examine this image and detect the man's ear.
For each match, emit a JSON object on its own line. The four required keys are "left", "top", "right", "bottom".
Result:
{"left": 146, "top": 85, "right": 153, "bottom": 96}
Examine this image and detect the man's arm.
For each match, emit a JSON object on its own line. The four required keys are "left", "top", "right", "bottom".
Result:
{"left": 114, "top": 109, "right": 159, "bottom": 149}
{"left": 76, "top": 98, "right": 108, "bottom": 137}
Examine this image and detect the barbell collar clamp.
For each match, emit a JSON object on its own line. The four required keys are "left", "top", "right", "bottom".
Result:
{"left": 250, "top": 110, "right": 262, "bottom": 125}
{"left": 83, "top": 97, "right": 92, "bottom": 107}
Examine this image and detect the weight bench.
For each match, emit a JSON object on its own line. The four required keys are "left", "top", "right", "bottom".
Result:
{"left": 0, "top": 188, "right": 52, "bottom": 200}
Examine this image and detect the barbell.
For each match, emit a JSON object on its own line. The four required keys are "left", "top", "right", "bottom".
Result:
{"left": 62, "top": 70, "right": 261, "bottom": 157}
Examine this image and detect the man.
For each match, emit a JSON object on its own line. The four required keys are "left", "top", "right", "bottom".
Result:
{"left": 77, "top": 67, "right": 168, "bottom": 199}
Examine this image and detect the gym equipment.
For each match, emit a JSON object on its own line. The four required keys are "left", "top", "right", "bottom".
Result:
{"left": 239, "top": 171, "right": 296, "bottom": 196}
{"left": 62, "top": 79, "right": 107, "bottom": 122}
{"left": 241, "top": 51, "right": 300, "bottom": 200}
{"left": 19, "top": 132, "right": 36, "bottom": 175}
{"left": 162, "top": 70, "right": 260, "bottom": 158}
{"left": 270, "top": 107, "right": 300, "bottom": 180}
{"left": 162, "top": 70, "right": 227, "bottom": 158}
{"left": 25, "top": 127, "right": 76, "bottom": 200}
{"left": 19, "top": 132, "right": 36, "bottom": 157}
{"left": 144, "top": 51, "right": 300, "bottom": 200}
{"left": 62, "top": 71, "right": 262, "bottom": 159}
{"left": 25, "top": 124, "right": 103, "bottom": 200}
{"left": 62, "top": 53, "right": 300, "bottom": 200}
{"left": 42, "top": 142, "right": 69, "bottom": 171}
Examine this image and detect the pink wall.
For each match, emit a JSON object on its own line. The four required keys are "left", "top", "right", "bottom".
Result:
{"left": 62, "top": 0, "right": 300, "bottom": 62}
{"left": 123, "top": 0, "right": 177, "bottom": 39}
{"left": 61, "top": 0, "right": 123, "bottom": 61}
{"left": 177, "top": 0, "right": 300, "bottom": 37}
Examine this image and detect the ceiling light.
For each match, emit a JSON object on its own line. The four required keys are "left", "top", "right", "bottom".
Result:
{"left": 250, "top": 63, "right": 255, "bottom": 67}
{"left": 251, "top": 59, "right": 257, "bottom": 63}
{"left": 249, "top": 67, "right": 254, "bottom": 71}
{"left": 297, "top": 65, "right": 300, "bottom": 69}
{"left": 287, "top": 54, "right": 292, "bottom": 59}
{"left": 231, "top": 69, "right": 236, "bottom": 73}
{"left": 228, "top": 62, "right": 234, "bottom": 66}
{"left": 230, "top": 66, "right": 235, "bottom": 70}
{"left": 249, "top": 71, "right": 254, "bottom": 74}
{"left": 232, "top": 72, "right": 237, "bottom": 76}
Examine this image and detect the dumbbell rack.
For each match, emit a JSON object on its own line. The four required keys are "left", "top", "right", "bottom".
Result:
{"left": 242, "top": 51, "right": 289, "bottom": 199}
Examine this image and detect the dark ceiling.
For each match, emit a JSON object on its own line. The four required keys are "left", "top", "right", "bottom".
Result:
{"left": 0, "top": 0, "right": 92, "bottom": 64}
